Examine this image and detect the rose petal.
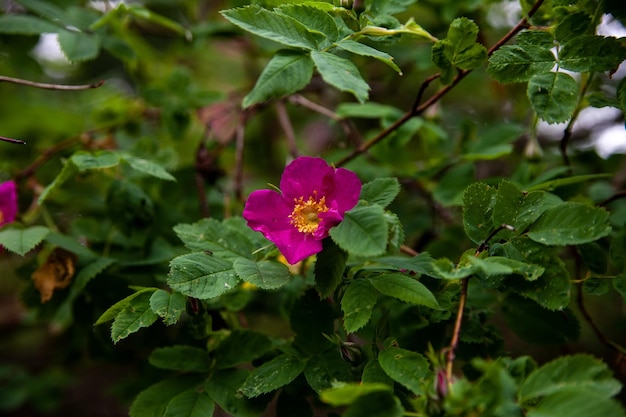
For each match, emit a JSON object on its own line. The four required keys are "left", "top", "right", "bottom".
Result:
{"left": 0, "top": 180, "right": 18, "bottom": 225}
{"left": 271, "top": 227, "right": 323, "bottom": 264}
{"left": 325, "top": 168, "right": 361, "bottom": 213}
{"left": 280, "top": 157, "right": 334, "bottom": 201}
{"left": 243, "top": 189, "right": 293, "bottom": 237}
{"left": 315, "top": 210, "right": 343, "bottom": 238}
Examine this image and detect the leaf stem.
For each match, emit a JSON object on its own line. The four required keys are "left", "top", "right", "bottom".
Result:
{"left": 276, "top": 100, "right": 300, "bottom": 159}
{"left": 0, "top": 75, "right": 105, "bottom": 90}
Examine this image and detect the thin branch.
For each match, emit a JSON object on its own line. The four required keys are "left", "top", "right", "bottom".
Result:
{"left": 400, "top": 245, "right": 419, "bottom": 256}
{"left": 599, "top": 190, "right": 626, "bottom": 207}
{"left": 334, "top": 0, "right": 546, "bottom": 168}
{"left": 0, "top": 75, "right": 105, "bottom": 91}
{"left": 0, "top": 135, "right": 27, "bottom": 145}
{"left": 234, "top": 123, "right": 246, "bottom": 203}
{"left": 475, "top": 224, "right": 515, "bottom": 254}
{"left": 446, "top": 277, "right": 469, "bottom": 386}
{"left": 276, "top": 100, "right": 299, "bottom": 159}
{"left": 15, "top": 137, "right": 80, "bottom": 181}
{"left": 576, "top": 284, "right": 618, "bottom": 352}
{"left": 560, "top": 74, "right": 593, "bottom": 166}
{"left": 289, "top": 94, "right": 341, "bottom": 121}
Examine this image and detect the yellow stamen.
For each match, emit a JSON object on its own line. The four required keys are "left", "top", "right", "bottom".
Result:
{"left": 0, "top": 211, "right": 4, "bottom": 224}
{"left": 289, "top": 195, "right": 329, "bottom": 234}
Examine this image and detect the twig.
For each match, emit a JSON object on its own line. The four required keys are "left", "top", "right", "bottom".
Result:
{"left": 0, "top": 135, "right": 27, "bottom": 145}
{"left": 289, "top": 94, "right": 341, "bottom": 121}
{"left": 446, "top": 277, "right": 469, "bottom": 385}
{"left": 560, "top": 73, "right": 593, "bottom": 166}
{"left": 400, "top": 245, "right": 418, "bottom": 256}
{"left": 475, "top": 224, "right": 515, "bottom": 254}
{"left": 15, "top": 137, "right": 80, "bottom": 181}
{"left": 0, "top": 75, "right": 105, "bottom": 91}
{"left": 577, "top": 284, "right": 618, "bottom": 353}
{"left": 334, "top": 0, "right": 546, "bottom": 168}
{"left": 276, "top": 100, "right": 299, "bottom": 159}
{"left": 234, "top": 123, "right": 246, "bottom": 203}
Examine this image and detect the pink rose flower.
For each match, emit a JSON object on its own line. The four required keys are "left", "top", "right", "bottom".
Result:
{"left": 0, "top": 180, "right": 17, "bottom": 226}
{"left": 243, "top": 157, "right": 361, "bottom": 264}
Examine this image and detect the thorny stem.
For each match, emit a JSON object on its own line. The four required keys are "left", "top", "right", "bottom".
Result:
{"left": 334, "top": 0, "right": 545, "bottom": 168}
{"left": 0, "top": 75, "right": 105, "bottom": 90}
{"left": 276, "top": 100, "right": 299, "bottom": 159}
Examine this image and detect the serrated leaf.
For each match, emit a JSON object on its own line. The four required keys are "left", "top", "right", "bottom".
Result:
{"left": 368, "top": 273, "right": 440, "bottom": 309}
{"left": 471, "top": 257, "right": 544, "bottom": 281}
{"left": 360, "top": 177, "right": 401, "bottom": 208}
{"left": 517, "top": 30, "right": 554, "bottom": 48}
{"left": 378, "top": 346, "right": 429, "bottom": 395}
{"left": 527, "top": 72, "right": 578, "bottom": 124}
{"left": 431, "top": 257, "right": 479, "bottom": 280}
{"left": 205, "top": 369, "right": 270, "bottom": 417}
{"left": 433, "top": 17, "right": 487, "bottom": 81}
{"left": 130, "top": 376, "right": 202, "bottom": 417}
{"left": 240, "top": 354, "right": 306, "bottom": 398}
{"left": 554, "top": 12, "right": 592, "bottom": 43}
{"left": 149, "top": 346, "right": 211, "bottom": 373}
{"left": 374, "top": 253, "right": 439, "bottom": 277}
{"left": 365, "top": 0, "right": 415, "bottom": 15}
{"left": 559, "top": 35, "right": 626, "bottom": 73}
{"left": 487, "top": 44, "right": 555, "bottom": 83}
{"left": 214, "top": 330, "right": 274, "bottom": 369}
{"left": 173, "top": 218, "right": 255, "bottom": 260}
{"left": 149, "top": 290, "right": 186, "bottom": 326}
{"left": 164, "top": 391, "right": 214, "bottom": 417}
{"left": 335, "top": 39, "right": 402, "bottom": 74}
{"left": 314, "top": 238, "right": 348, "bottom": 298}
{"left": 111, "top": 291, "right": 159, "bottom": 343}
{"left": 221, "top": 5, "right": 319, "bottom": 50}
{"left": 0, "top": 15, "right": 61, "bottom": 34}
{"left": 463, "top": 182, "right": 496, "bottom": 244}
{"left": 16, "top": 0, "right": 71, "bottom": 24}
{"left": 168, "top": 252, "right": 239, "bottom": 299}
{"left": 277, "top": 4, "right": 338, "bottom": 42}
{"left": 122, "top": 155, "right": 176, "bottom": 181}
{"left": 519, "top": 355, "right": 622, "bottom": 403}
{"left": 527, "top": 391, "right": 626, "bottom": 417}
{"left": 95, "top": 288, "right": 157, "bottom": 325}
{"left": 0, "top": 226, "right": 50, "bottom": 256}
{"left": 304, "top": 350, "right": 354, "bottom": 393}
{"left": 345, "top": 390, "right": 403, "bottom": 417}
{"left": 243, "top": 50, "right": 313, "bottom": 108}
{"left": 320, "top": 382, "right": 392, "bottom": 406}
{"left": 57, "top": 30, "right": 100, "bottom": 62}
{"left": 502, "top": 296, "right": 579, "bottom": 344}
{"left": 310, "top": 51, "right": 370, "bottom": 103}
{"left": 71, "top": 150, "right": 120, "bottom": 171}
{"left": 527, "top": 203, "right": 611, "bottom": 245}
{"left": 342, "top": 279, "right": 377, "bottom": 333}
{"left": 329, "top": 205, "right": 388, "bottom": 257}
{"left": 233, "top": 258, "right": 291, "bottom": 290}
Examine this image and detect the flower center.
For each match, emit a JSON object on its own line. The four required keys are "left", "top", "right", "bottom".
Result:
{"left": 289, "top": 195, "right": 329, "bottom": 234}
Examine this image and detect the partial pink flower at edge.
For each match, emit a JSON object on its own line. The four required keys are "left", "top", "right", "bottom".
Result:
{"left": 0, "top": 180, "right": 17, "bottom": 227}
{"left": 243, "top": 157, "right": 361, "bottom": 265}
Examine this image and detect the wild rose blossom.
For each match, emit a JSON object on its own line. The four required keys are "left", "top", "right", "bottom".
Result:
{"left": 0, "top": 180, "right": 17, "bottom": 227}
{"left": 243, "top": 157, "right": 361, "bottom": 264}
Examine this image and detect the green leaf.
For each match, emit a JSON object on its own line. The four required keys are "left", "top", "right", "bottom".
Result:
{"left": 220, "top": 5, "right": 319, "bottom": 50}
{"left": 214, "top": 330, "right": 274, "bottom": 369}
{"left": 240, "top": 354, "right": 307, "bottom": 398}
{"left": 149, "top": 290, "right": 186, "bottom": 326}
{"left": 173, "top": 218, "right": 255, "bottom": 260}
{"left": 243, "top": 51, "right": 314, "bottom": 108}
{"left": 378, "top": 345, "right": 429, "bottom": 395}
{"left": 554, "top": 12, "right": 592, "bottom": 43}
{"left": 0, "top": 226, "right": 50, "bottom": 256}
{"left": 618, "top": 77, "right": 626, "bottom": 113}
{"left": 368, "top": 274, "right": 440, "bottom": 309}
{"left": 582, "top": 278, "right": 609, "bottom": 296}
{"left": 38, "top": 158, "right": 78, "bottom": 204}
{"left": 526, "top": 173, "right": 612, "bottom": 192}
{"left": 492, "top": 180, "right": 552, "bottom": 240}
{"left": 164, "top": 391, "right": 214, "bottom": 417}
{"left": 125, "top": 5, "right": 188, "bottom": 37}
{"left": 16, "top": 0, "right": 72, "bottom": 25}
{"left": 470, "top": 257, "right": 544, "bottom": 281}
{"left": 487, "top": 44, "right": 555, "bottom": 83}
{"left": 168, "top": 252, "right": 239, "bottom": 299}
{"left": 310, "top": 51, "right": 370, "bottom": 103}
{"left": 345, "top": 390, "right": 403, "bottom": 417}
{"left": 71, "top": 150, "right": 120, "bottom": 171}
{"left": 304, "top": 350, "right": 354, "bottom": 393}
{"left": 519, "top": 355, "right": 622, "bottom": 403}
{"left": 148, "top": 346, "right": 211, "bottom": 373}
{"left": 463, "top": 123, "right": 525, "bottom": 161}
{"left": 205, "top": 369, "right": 269, "bottom": 417}
{"left": 111, "top": 291, "right": 159, "bottom": 343}
{"left": 233, "top": 258, "right": 291, "bottom": 290}
{"left": 0, "top": 15, "right": 61, "bottom": 35}
{"left": 502, "top": 296, "right": 579, "bottom": 344}
{"left": 374, "top": 253, "right": 439, "bottom": 277}
{"left": 527, "top": 203, "right": 611, "bottom": 245}
{"left": 320, "top": 382, "right": 392, "bottom": 406}
{"left": 463, "top": 182, "right": 496, "bottom": 244}
{"left": 517, "top": 30, "right": 554, "bottom": 48}
{"left": 314, "top": 238, "right": 348, "bottom": 298}
{"left": 527, "top": 72, "right": 578, "bottom": 124}
{"left": 57, "top": 30, "right": 100, "bottom": 62}
{"left": 122, "top": 155, "right": 176, "bottom": 181}
{"left": 290, "top": 289, "right": 335, "bottom": 355}
{"left": 335, "top": 102, "right": 402, "bottom": 120}
{"left": 329, "top": 205, "right": 388, "bottom": 257}
{"left": 365, "top": 0, "right": 415, "bottom": 16}
{"left": 335, "top": 39, "right": 402, "bottom": 74}
{"left": 559, "top": 35, "right": 626, "bottom": 73}
{"left": 360, "top": 177, "right": 401, "bottom": 208}
{"left": 527, "top": 391, "right": 626, "bottom": 417}
{"left": 130, "top": 376, "right": 202, "bottom": 417}
{"left": 341, "top": 279, "right": 377, "bottom": 333}
{"left": 95, "top": 288, "right": 158, "bottom": 325}
{"left": 277, "top": 4, "right": 338, "bottom": 43}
